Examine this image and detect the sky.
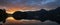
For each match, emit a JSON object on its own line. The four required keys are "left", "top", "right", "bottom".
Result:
{"left": 0, "top": 0, "right": 60, "bottom": 25}
{"left": 0, "top": 0, "right": 60, "bottom": 13}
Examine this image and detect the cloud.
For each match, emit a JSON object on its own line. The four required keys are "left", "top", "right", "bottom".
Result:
{"left": 0, "top": 0, "right": 60, "bottom": 10}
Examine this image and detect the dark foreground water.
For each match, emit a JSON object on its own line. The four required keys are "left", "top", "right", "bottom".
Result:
{"left": 0, "top": 17, "right": 59, "bottom": 25}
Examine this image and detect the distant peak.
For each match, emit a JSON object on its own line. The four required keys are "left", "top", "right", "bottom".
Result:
{"left": 56, "top": 7, "right": 60, "bottom": 9}
{"left": 39, "top": 9, "right": 47, "bottom": 11}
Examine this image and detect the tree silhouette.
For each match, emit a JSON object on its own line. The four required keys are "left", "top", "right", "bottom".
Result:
{"left": 0, "top": 9, "right": 8, "bottom": 23}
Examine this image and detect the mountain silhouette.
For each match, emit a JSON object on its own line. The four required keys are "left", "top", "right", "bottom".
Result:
{"left": 46, "top": 7, "right": 60, "bottom": 24}
{"left": 12, "top": 9, "right": 48, "bottom": 22}
{"left": 12, "top": 7, "right": 60, "bottom": 24}
{"left": 12, "top": 11, "right": 28, "bottom": 20}
{"left": 0, "top": 7, "right": 60, "bottom": 24}
{"left": 37, "top": 9, "right": 48, "bottom": 22}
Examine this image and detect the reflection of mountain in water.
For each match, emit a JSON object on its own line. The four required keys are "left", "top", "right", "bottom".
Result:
{"left": 3, "top": 19, "right": 60, "bottom": 25}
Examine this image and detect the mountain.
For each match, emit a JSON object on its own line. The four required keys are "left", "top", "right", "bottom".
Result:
{"left": 47, "top": 7, "right": 60, "bottom": 24}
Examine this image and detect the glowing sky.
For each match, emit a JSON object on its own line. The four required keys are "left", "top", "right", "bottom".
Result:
{"left": 0, "top": 0, "right": 60, "bottom": 13}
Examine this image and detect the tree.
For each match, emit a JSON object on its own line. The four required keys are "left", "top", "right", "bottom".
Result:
{"left": 0, "top": 9, "right": 8, "bottom": 23}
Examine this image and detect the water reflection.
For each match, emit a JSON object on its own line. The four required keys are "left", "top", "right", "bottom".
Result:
{"left": 3, "top": 17, "right": 41, "bottom": 25}
{"left": 2, "top": 17, "right": 60, "bottom": 25}
{"left": 6, "top": 17, "right": 16, "bottom": 22}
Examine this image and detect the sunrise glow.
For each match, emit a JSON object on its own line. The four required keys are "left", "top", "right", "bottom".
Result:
{"left": 6, "top": 8, "right": 27, "bottom": 14}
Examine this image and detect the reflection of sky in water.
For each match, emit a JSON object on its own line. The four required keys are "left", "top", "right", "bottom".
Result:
{"left": 1, "top": 17, "right": 60, "bottom": 25}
